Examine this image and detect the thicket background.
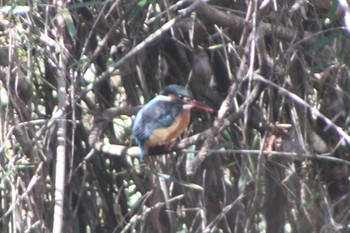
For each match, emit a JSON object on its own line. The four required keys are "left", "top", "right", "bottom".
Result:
{"left": 0, "top": 0, "right": 350, "bottom": 232}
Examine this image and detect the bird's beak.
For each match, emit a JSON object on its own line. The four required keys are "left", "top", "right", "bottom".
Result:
{"left": 182, "top": 98, "right": 216, "bottom": 113}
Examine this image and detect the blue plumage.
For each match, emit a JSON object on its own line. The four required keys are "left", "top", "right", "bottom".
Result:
{"left": 132, "top": 94, "right": 183, "bottom": 159}
{"left": 132, "top": 85, "right": 214, "bottom": 160}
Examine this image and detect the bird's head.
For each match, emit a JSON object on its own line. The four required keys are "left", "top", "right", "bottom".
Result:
{"left": 160, "top": 85, "right": 215, "bottom": 112}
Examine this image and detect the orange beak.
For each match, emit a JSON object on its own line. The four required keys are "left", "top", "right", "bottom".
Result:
{"left": 182, "top": 99, "right": 216, "bottom": 113}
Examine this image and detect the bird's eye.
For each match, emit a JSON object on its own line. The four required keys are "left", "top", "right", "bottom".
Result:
{"left": 182, "top": 97, "right": 193, "bottom": 102}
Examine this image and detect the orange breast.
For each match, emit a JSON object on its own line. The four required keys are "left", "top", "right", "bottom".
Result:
{"left": 146, "top": 109, "right": 191, "bottom": 147}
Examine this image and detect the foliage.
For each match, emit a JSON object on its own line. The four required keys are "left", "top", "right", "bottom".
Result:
{"left": 0, "top": 0, "right": 350, "bottom": 232}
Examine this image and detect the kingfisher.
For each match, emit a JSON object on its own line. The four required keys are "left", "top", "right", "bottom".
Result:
{"left": 133, "top": 84, "right": 215, "bottom": 160}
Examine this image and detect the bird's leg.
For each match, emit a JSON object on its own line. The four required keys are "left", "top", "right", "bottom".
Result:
{"left": 165, "top": 141, "right": 176, "bottom": 152}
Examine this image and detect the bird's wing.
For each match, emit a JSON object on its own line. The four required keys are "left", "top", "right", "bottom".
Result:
{"left": 133, "top": 97, "right": 181, "bottom": 142}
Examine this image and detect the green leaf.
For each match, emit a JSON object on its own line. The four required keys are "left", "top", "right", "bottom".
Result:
{"left": 208, "top": 44, "right": 226, "bottom": 50}
{"left": 310, "top": 33, "right": 336, "bottom": 52}
{"left": 0, "top": 86, "right": 9, "bottom": 107}
{"left": 252, "top": 133, "right": 260, "bottom": 148}
{"left": 127, "top": 0, "right": 149, "bottom": 23}
{"left": 142, "top": 168, "right": 203, "bottom": 191}
{"left": 178, "top": 181, "right": 203, "bottom": 191}
{"left": 0, "top": 5, "right": 30, "bottom": 15}
{"left": 222, "top": 129, "right": 233, "bottom": 144}
{"left": 62, "top": 8, "right": 76, "bottom": 43}
{"left": 0, "top": 166, "right": 15, "bottom": 189}
{"left": 327, "top": 0, "right": 338, "bottom": 23}
{"left": 16, "top": 163, "right": 36, "bottom": 169}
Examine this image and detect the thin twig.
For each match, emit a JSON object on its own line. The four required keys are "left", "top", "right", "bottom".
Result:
{"left": 253, "top": 74, "right": 350, "bottom": 145}
{"left": 119, "top": 194, "right": 184, "bottom": 233}
{"left": 78, "top": 0, "right": 208, "bottom": 101}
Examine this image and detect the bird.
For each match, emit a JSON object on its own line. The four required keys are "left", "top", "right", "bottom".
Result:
{"left": 132, "top": 84, "right": 215, "bottom": 160}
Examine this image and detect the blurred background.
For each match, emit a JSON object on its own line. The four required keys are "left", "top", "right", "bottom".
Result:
{"left": 0, "top": 0, "right": 350, "bottom": 232}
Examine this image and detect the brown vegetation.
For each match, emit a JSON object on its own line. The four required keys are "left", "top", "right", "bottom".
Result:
{"left": 0, "top": 0, "right": 350, "bottom": 232}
